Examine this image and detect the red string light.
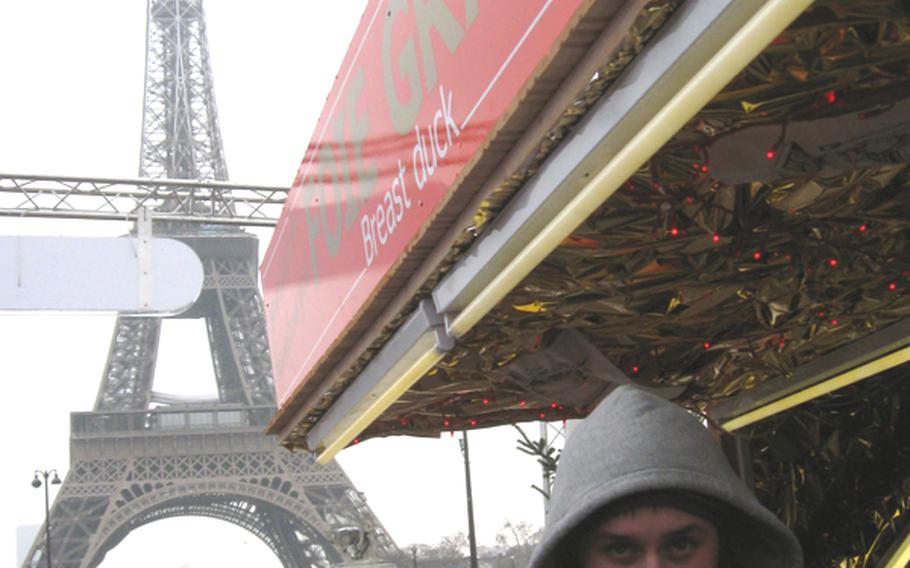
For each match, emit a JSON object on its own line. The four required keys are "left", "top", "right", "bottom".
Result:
{"left": 766, "top": 150, "right": 776, "bottom": 160}
{"left": 482, "top": 398, "right": 489, "bottom": 406}
{"left": 753, "top": 251, "right": 762, "bottom": 261}
{"left": 632, "top": 365, "right": 640, "bottom": 374}
{"left": 828, "top": 258, "right": 838, "bottom": 268}
{"left": 469, "top": 418, "right": 477, "bottom": 427}
{"left": 353, "top": 438, "right": 359, "bottom": 445}
{"left": 550, "top": 402, "right": 558, "bottom": 409}
{"left": 825, "top": 90, "right": 837, "bottom": 104}
{"left": 831, "top": 319, "right": 839, "bottom": 327}
{"left": 859, "top": 224, "right": 867, "bottom": 233}
{"left": 519, "top": 400, "right": 527, "bottom": 407}
{"left": 700, "top": 164, "right": 709, "bottom": 174}
{"left": 712, "top": 233, "right": 720, "bottom": 244}
{"left": 670, "top": 227, "right": 679, "bottom": 237}
{"left": 538, "top": 412, "right": 546, "bottom": 420}
{"left": 443, "top": 419, "right": 450, "bottom": 428}
{"left": 703, "top": 341, "right": 711, "bottom": 350}
{"left": 889, "top": 282, "right": 897, "bottom": 291}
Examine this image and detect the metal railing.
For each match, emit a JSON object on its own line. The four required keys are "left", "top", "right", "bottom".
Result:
{"left": 71, "top": 405, "right": 277, "bottom": 437}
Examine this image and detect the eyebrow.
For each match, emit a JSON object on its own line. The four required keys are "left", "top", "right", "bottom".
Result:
{"left": 666, "top": 524, "right": 704, "bottom": 537}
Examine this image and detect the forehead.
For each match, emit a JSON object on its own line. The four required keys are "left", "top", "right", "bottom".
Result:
{"left": 594, "top": 506, "right": 714, "bottom": 536}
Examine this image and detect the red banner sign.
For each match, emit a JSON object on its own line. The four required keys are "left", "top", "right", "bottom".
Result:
{"left": 262, "top": 0, "right": 586, "bottom": 405}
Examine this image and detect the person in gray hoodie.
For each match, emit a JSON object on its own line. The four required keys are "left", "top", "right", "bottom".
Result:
{"left": 528, "top": 385, "right": 803, "bottom": 568}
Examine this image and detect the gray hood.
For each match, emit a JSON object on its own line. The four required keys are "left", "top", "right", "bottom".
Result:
{"left": 528, "top": 385, "right": 803, "bottom": 568}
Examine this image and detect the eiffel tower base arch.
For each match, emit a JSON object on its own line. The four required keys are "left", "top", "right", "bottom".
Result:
{"left": 22, "top": 413, "right": 395, "bottom": 568}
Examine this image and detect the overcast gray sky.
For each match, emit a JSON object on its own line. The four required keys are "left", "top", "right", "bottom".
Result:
{"left": 0, "top": 2, "right": 552, "bottom": 566}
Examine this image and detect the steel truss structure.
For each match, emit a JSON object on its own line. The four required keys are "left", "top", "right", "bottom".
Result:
{"left": 0, "top": 174, "right": 287, "bottom": 226}
{"left": 20, "top": 1, "right": 395, "bottom": 566}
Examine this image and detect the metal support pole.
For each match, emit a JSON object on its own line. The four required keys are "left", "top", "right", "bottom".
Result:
{"left": 721, "top": 433, "right": 755, "bottom": 491}
{"left": 540, "top": 422, "right": 550, "bottom": 515}
{"left": 32, "top": 469, "right": 60, "bottom": 568}
{"left": 459, "top": 431, "right": 479, "bottom": 568}
{"left": 43, "top": 476, "right": 51, "bottom": 568}
{"left": 136, "top": 206, "right": 153, "bottom": 311}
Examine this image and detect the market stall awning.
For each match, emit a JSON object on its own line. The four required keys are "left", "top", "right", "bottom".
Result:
{"left": 263, "top": 0, "right": 910, "bottom": 467}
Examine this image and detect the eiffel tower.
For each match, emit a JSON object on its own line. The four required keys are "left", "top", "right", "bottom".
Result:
{"left": 21, "top": 2, "right": 396, "bottom": 567}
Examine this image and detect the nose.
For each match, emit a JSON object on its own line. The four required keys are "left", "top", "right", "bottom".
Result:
{"left": 640, "top": 552, "right": 663, "bottom": 568}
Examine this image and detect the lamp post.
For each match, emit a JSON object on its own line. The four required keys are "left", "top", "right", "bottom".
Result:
{"left": 458, "top": 431, "right": 479, "bottom": 568}
{"left": 31, "top": 469, "right": 61, "bottom": 568}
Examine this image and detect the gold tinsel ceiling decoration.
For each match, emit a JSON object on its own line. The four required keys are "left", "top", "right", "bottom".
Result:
{"left": 749, "top": 365, "right": 909, "bottom": 568}
{"left": 362, "top": 0, "right": 910, "bottom": 438}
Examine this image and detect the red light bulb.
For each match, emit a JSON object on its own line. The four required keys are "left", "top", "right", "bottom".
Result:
{"left": 482, "top": 398, "right": 489, "bottom": 406}
{"left": 766, "top": 150, "right": 776, "bottom": 160}
{"left": 469, "top": 419, "right": 477, "bottom": 427}
{"left": 519, "top": 400, "right": 527, "bottom": 407}
{"left": 831, "top": 319, "right": 839, "bottom": 327}
{"left": 670, "top": 227, "right": 679, "bottom": 237}
{"left": 753, "top": 251, "right": 762, "bottom": 261}
{"left": 828, "top": 258, "right": 838, "bottom": 268}
{"left": 550, "top": 402, "right": 558, "bottom": 409}
{"left": 712, "top": 233, "right": 720, "bottom": 244}
{"left": 703, "top": 341, "right": 711, "bottom": 350}
{"left": 538, "top": 412, "right": 546, "bottom": 420}
{"left": 632, "top": 365, "right": 640, "bottom": 374}
{"left": 859, "top": 224, "right": 867, "bottom": 233}
{"left": 443, "top": 419, "right": 450, "bottom": 428}
{"left": 889, "top": 282, "right": 897, "bottom": 291}
{"left": 825, "top": 90, "right": 837, "bottom": 104}
{"left": 353, "top": 438, "right": 359, "bottom": 445}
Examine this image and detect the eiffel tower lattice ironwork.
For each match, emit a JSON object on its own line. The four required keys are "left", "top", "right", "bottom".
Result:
{"left": 21, "top": 1, "right": 397, "bottom": 567}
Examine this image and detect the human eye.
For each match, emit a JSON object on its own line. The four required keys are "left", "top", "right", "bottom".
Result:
{"left": 662, "top": 535, "right": 699, "bottom": 560}
{"left": 600, "top": 539, "right": 641, "bottom": 561}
